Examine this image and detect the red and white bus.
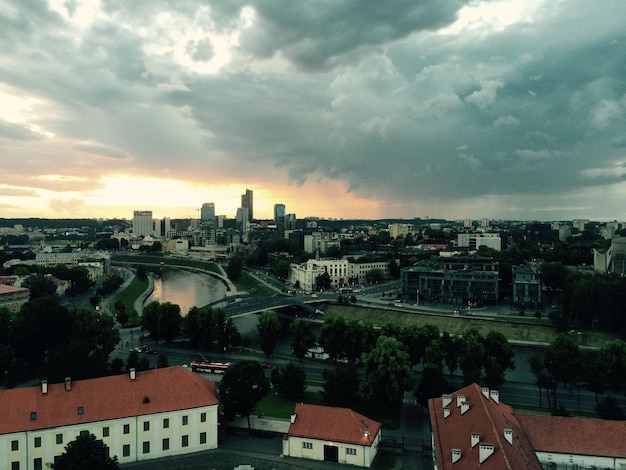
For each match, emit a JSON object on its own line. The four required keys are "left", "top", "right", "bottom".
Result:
{"left": 190, "top": 360, "right": 231, "bottom": 374}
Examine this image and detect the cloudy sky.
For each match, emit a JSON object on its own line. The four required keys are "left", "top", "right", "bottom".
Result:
{"left": 1, "top": 0, "right": 625, "bottom": 222}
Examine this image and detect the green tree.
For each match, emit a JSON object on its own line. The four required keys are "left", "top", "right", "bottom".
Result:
{"left": 141, "top": 301, "right": 162, "bottom": 343}
{"left": 54, "top": 433, "right": 120, "bottom": 470}
{"left": 315, "top": 272, "right": 331, "bottom": 291}
{"left": 126, "top": 350, "right": 150, "bottom": 372}
{"left": 271, "top": 361, "right": 307, "bottom": 401}
{"left": 290, "top": 318, "right": 315, "bottom": 361}
{"left": 365, "top": 268, "right": 384, "bottom": 284}
{"left": 483, "top": 331, "right": 515, "bottom": 389}
{"left": 257, "top": 311, "right": 281, "bottom": 358}
{"left": 219, "top": 360, "right": 270, "bottom": 428}
{"left": 273, "top": 257, "right": 292, "bottom": 280}
{"left": 22, "top": 273, "right": 57, "bottom": 300}
{"left": 226, "top": 255, "right": 244, "bottom": 281}
{"left": 321, "top": 363, "right": 360, "bottom": 407}
{"left": 363, "top": 336, "right": 412, "bottom": 405}
{"left": 459, "top": 328, "right": 485, "bottom": 385}
{"left": 319, "top": 316, "right": 348, "bottom": 362}
{"left": 157, "top": 302, "right": 181, "bottom": 343}
{"left": 544, "top": 333, "right": 581, "bottom": 410}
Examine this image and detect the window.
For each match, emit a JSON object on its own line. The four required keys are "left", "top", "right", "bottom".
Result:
{"left": 162, "top": 438, "right": 170, "bottom": 451}
{"left": 200, "top": 432, "right": 207, "bottom": 444}
{"left": 200, "top": 412, "right": 207, "bottom": 423}
{"left": 11, "top": 462, "right": 19, "bottom": 470}
{"left": 182, "top": 435, "right": 189, "bottom": 447}
{"left": 346, "top": 448, "right": 357, "bottom": 455}
{"left": 142, "top": 441, "right": 150, "bottom": 454}
{"left": 77, "top": 406, "right": 84, "bottom": 415}
{"left": 182, "top": 415, "right": 188, "bottom": 426}
{"left": 163, "top": 418, "right": 169, "bottom": 429}
{"left": 143, "top": 421, "right": 150, "bottom": 432}
{"left": 123, "top": 444, "right": 130, "bottom": 457}
{"left": 56, "top": 434, "right": 63, "bottom": 445}
{"left": 102, "top": 427, "right": 109, "bottom": 438}
{"left": 34, "top": 458, "right": 42, "bottom": 470}
{"left": 302, "top": 442, "right": 313, "bottom": 449}
{"left": 11, "top": 440, "right": 18, "bottom": 451}
{"left": 34, "top": 437, "right": 41, "bottom": 448}
{"left": 30, "top": 411, "right": 37, "bottom": 421}
{"left": 123, "top": 424, "right": 130, "bottom": 434}
{"left": 79, "top": 430, "right": 89, "bottom": 437}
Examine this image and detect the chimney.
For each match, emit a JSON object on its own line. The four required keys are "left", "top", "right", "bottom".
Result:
{"left": 489, "top": 390, "right": 499, "bottom": 404}
{"left": 65, "top": 377, "right": 71, "bottom": 391}
{"left": 471, "top": 433, "right": 480, "bottom": 448}
{"left": 290, "top": 413, "right": 297, "bottom": 424}
{"left": 504, "top": 429, "right": 513, "bottom": 445}
{"left": 41, "top": 380, "right": 48, "bottom": 395}
{"left": 460, "top": 402, "right": 470, "bottom": 415}
{"left": 481, "top": 387, "right": 489, "bottom": 399}
{"left": 443, "top": 408, "right": 451, "bottom": 419}
{"left": 451, "top": 449, "right": 462, "bottom": 464}
{"left": 130, "top": 368, "right": 136, "bottom": 380}
{"left": 456, "top": 394, "right": 466, "bottom": 407}
{"left": 442, "top": 394, "right": 453, "bottom": 408}
{"left": 479, "top": 444, "right": 495, "bottom": 464}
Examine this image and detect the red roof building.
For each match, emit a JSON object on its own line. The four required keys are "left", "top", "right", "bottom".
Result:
{"left": 428, "top": 383, "right": 542, "bottom": 469}
{"left": 283, "top": 403, "right": 382, "bottom": 467}
{"left": 0, "top": 366, "right": 220, "bottom": 468}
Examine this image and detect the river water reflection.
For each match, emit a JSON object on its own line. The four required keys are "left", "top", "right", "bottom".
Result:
{"left": 146, "top": 268, "right": 227, "bottom": 315}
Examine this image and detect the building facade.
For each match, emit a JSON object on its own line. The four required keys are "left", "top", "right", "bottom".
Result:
{"left": 0, "top": 284, "right": 29, "bottom": 313}
{"left": 133, "top": 210, "right": 154, "bottom": 237}
{"left": 283, "top": 404, "right": 381, "bottom": 467}
{"left": 511, "top": 265, "right": 542, "bottom": 309}
{"left": 288, "top": 258, "right": 392, "bottom": 292}
{"left": 0, "top": 367, "right": 219, "bottom": 469}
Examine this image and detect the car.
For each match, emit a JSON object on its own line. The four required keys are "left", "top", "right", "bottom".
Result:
{"left": 261, "top": 362, "right": 273, "bottom": 369}
{"left": 133, "top": 346, "right": 158, "bottom": 355}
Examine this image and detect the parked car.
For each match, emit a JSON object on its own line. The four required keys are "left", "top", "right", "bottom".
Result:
{"left": 133, "top": 346, "right": 158, "bottom": 355}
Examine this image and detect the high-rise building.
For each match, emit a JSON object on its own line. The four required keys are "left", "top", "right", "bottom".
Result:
{"left": 201, "top": 203, "right": 215, "bottom": 221}
{"left": 274, "top": 204, "right": 286, "bottom": 224}
{"left": 241, "top": 189, "right": 253, "bottom": 221}
{"left": 133, "top": 210, "right": 154, "bottom": 237}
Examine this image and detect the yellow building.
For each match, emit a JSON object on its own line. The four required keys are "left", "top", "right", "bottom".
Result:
{"left": 0, "top": 367, "right": 219, "bottom": 469}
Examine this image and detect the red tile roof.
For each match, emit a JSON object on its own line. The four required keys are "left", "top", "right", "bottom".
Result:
{"left": 518, "top": 414, "right": 626, "bottom": 458}
{"left": 287, "top": 403, "right": 381, "bottom": 447}
{"left": 0, "top": 284, "right": 28, "bottom": 294}
{"left": 0, "top": 367, "right": 218, "bottom": 435}
{"left": 428, "top": 383, "right": 542, "bottom": 470}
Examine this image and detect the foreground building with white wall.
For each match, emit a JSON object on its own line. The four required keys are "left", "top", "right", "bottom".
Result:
{"left": 283, "top": 403, "right": 381, "bottom": 467}
{"left": 0, "top": 367, "right": 219, "bottom": 469}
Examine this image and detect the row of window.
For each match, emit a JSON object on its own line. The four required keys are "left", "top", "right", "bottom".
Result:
{"left": 301, "top": 442, "right": 357, "bottom": 455}
{"left": 11, "top": 412, "right": 209, "bottom": 451}
{"left": 10, "top": 433, "right": 210, "bottom": 469}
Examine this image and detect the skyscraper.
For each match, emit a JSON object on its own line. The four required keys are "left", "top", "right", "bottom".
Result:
{"left": 133, "top": 210, "right": 154, "bottom": 237}
{"left": 200, "top": 202, "right": 215, "bottom": 221}
{"left": 274, "top": 204, "right": 286, "bottom": 224}
{"left": 241, "top": 189, "right": 253, "bottom": 221}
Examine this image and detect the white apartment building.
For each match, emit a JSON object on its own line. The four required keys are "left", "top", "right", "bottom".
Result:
{"left": 288, "top": 258, "right": 391, "bottom": 292}
{"left": 457, "top": 233, "right": 501, "bottom": 251}
{"left": 133, "top": 210, "right": 154, "bottom": 237}
{"left": 0, "top": 367, "right": 219, "bottom": 469}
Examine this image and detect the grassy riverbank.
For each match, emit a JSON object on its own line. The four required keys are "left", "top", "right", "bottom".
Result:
{"left": 320, "top": 304, "right": 618, "bottom": 347}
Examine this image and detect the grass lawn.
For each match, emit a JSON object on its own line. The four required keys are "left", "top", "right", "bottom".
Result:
{"left": 110, "top": 276, "right": 149, "bottom": 323}
{"left": 321, "top": 305, "right": 618, "bottom": 348}
{"left": 235, "top": 271, "right": 285, "bottom": 297}
{"left": 254, "top": 391, "right": 323, "bottom": 419}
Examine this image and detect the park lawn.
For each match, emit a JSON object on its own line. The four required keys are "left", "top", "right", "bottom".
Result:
{"left": 254, "top": 390, "right": 323, "bottom": 419}
{"left": 235, "top": 271, "right": 285, "bottom": 297}
{"left": 320, "top": 305, "right": 618, "bottom": 348}
{"left": 110, "top": 276, "right": 149, "bottom": 323}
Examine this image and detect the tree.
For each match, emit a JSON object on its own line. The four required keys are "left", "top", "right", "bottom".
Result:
{"left": 482, "top": 331, "right": 515, "bottom": 389}
{"left": 22, "top": 273, "right": 57, "bottom": 300}
{"left": 219, "top": 360, "right": 270, "bottom": 429}
{"left": 319, "top": 316, "right": 348, "bottom": 362}
{"left": 544, "top": 333, "right": 581, "bottom": 410}
{"left": 141, "top": 301, "right": 161, "bottom": 342}
{"left": 271, "top": 362, "right": 307, "bottom": 401}
{"left": 315, "top": 272, "right": 331, "bottom": 291}
{"left": 365, "top": 268, "right": 384, "bottom": 284}
{"left": 290, "top": 318, "right": 315, "bottom": 361}
{"left": 54, "top": 433, "right": 119, "bottom": 470}
{"left": 257, "top": 311, "right": 281, "bottom": 357}
{"left": 157, "top": 302, "right": 181, "bottom": 343}
{"left": 363, "top": 336, "right": 412, "bottom": 405}
{"left": 226, "top": 255, "right": 244, "bottom": 281}
{"left": 321, "top": 363, "right": 360, "bottom": 407}
{"left": 273, "top": 257, "right": 292, "bottom": 280}
{"left": 458, "top": 328, "right": 485, "bottom": 385}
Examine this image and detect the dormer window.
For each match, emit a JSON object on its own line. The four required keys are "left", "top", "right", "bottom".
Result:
{"left": 30, "top": 411, "right": 37, "bottom": 421}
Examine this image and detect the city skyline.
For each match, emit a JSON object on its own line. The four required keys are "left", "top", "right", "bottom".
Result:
{"left": 1, "top": 1, "right": 625, "bottom": 222}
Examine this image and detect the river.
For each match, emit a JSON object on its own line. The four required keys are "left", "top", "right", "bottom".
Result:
{"left": 146, "top": 267, "right": 228, "bottom": 315}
